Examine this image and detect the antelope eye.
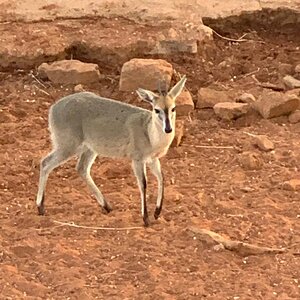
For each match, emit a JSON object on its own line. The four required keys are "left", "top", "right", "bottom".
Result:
{"left": 154, "top": 109, "right": 160, "bottom": 114}
{"left": 171, "top": 107, "right": 176, "bottom": 112}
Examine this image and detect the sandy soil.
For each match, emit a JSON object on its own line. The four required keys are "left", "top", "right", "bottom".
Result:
{"left": 0, "top": 9, "right": 300, "bottom": 300}
{"left": 0, "top": 0, "right": 300, "bottom": 23}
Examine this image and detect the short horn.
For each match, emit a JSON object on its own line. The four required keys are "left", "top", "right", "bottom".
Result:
{"left": 157, "top": 80, "right": 162, "bottom": 95}
{"left": 163, "top": 80, "right": 169, "bottom": 95}
{"left": 159, "top": 79, "right": 168, "bottom": 96}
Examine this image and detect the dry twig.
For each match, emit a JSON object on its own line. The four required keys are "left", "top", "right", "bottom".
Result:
{"left": 243, "top": 131, "right": 258, "bottom": 138}
{"left": 251, "top": 74, "right": 260, "bottom": 84}
{"left": 212, "top": 29, "right": 250, "bottom": 43}
{"left": 258, "top": 82, "right": 285, "bottom": 91}
{"left": 33, "top": 84, "right": 50, "bottom": 96}
{"left": 242, "top": 67, "right": 260, "bottom": 78}
{"left": 29, "top": 72, "right": 47, "bottom": 89}
{"left": 83, "top": 271, "right": 117, "bottom": 284}
{"left": 251, "top": 74, "right": 285, "bottom": 91}
{"left": 53, "top": 220, "right": 143, "bottom": 231}
{"left": 190, "top": 227, "right": 287, "bottom": 256}
{"left": 105, "top": 75, "right": 118, "bottom": 83}
{"left": 185, "top": 145, "right": 234, "bottom": 149}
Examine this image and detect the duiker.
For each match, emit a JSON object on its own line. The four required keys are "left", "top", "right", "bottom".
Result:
{"left": 36, "top": 76, "right": 187, "bottom": 226}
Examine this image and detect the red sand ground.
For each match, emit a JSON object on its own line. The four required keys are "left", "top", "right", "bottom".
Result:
{"left": 0, "top": 15, "right": 300, "bottom": 300}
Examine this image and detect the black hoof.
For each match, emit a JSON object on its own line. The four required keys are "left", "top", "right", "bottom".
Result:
{"left": 143, "top": 215, "right": 150, "bottom": 227}
{"left": 103, "top": 202, "right": 112, "bottom": 214}
{"left": 37, "top": 205, "right": 45, "bottom": 216}
{"left": 154, "top": 207, "right": 162, "bottom": 220}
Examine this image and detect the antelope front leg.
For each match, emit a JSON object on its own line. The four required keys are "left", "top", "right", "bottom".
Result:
{"left": 148, "top": 158, "right": 164, "bottom": 219}
{"left": 132, "top": 160, "right": 149, "bottom": 227}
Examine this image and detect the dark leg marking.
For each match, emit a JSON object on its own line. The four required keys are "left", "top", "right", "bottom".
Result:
{"left": 142, "top": 176, "right": 150, "bottom": 227}
{"left": 154, "top": 172, "right": 164, "bottom": 220}
{"left": 154, "top": 204, "right": 163, "bottom": 220}
{"left": 37, "top": 194, "right": 45, "bottom": 215}
{"left": 102, "top": 200, "right": 113, "bottom": 214}
{"left": 154, "top": 196, "right": 164, "bottom": 219}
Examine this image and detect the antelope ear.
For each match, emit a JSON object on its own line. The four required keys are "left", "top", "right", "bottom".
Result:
{"left": 136, "top": 88, "right": 159, "bottom": 104}
{"left": 168, "top": 75, "right": 187, "bottom": 99}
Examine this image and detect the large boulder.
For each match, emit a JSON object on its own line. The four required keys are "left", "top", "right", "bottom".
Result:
{"left": 119, "top": 59, "right": 173, "bottom": 91}
{"left": 149, "top": 25, "right": 213, "bottom": 55}
{"left": 288, "top": 110, "right": 300, "bottom": 123}
{"left": 213, "top": 102, "right": 249, "bottom": 120}
{"left": 197, "top": 87, "right": 234, "bottom": 108}
{"left": 150, "top": 40, "right": 197, "bottom": 55}
{"left": 253, "top": 92, "right": 300, "bottom": 119}
{"left": 176, "top": 90, "right": 194, "bottom": 116}
{"left": 38, "top": 60, "right": 101, "bottom": 84}
{"left": 283, "top": 75, "right": 300, "bottom": 89}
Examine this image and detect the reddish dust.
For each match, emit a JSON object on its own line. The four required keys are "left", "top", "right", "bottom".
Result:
{"left": 0, "top": 17, "right": 300, "bottom": 299}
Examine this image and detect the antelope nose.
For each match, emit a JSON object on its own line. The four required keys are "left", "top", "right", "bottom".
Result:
{"left": 165, "top": 117, "right": 172, "bottom": 133}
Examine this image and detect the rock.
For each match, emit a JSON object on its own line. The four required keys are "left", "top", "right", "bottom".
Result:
{"left": 166, "top": 28, "right": 179, "bottom": 39}
{"left": 259, "top": 82, "right": 285, "bottom": 91}
{"left": 150, "top": 24, "right": 214, "bottom": 55}
{"left": 236, "top": 93, "right": 256, "bottom": 104}
{"left": 278, "top": 63, "right": 293, "bottom": 75}
{"left": 283, "top": 75, "right": 300, "bottom": 89}
{"left": 37, "top": 65, "right": 48, "bottom": 80}
{"left": 197, "top": 25, "right": 213, "bottom": 42}
{"left": 253, "top": 91, "right": 300, "bottom": 119}
{"left": 218, "top": 61, "right": 227, "bottom": 68}
{"left": 282, "top": 179, "right": 300, "bottom": 191}
{"left": 171, "top": 120, "right": 184, "bottom": 147}
{"left": 288, "top": 110, "right": 300, "bottom": 123}
{"left": 239, "top": 152, "right": 263, "bottom": 170}
{"left": 176, "top": 90, "right": 194, "bottom": 116}
{"left": 253, "top": 135, "right": 274, "bottom": 151}
{"left": 295, "top": 64, "right": 300, "bottom": 73}
{"left": 151, "top": 39, "right": 197, "bottom": 55}
{"left": 150, "top": 25, "right": 212, "bottom": 55}
{"left": 74, "top": 84, "right": 85, "bottom": 92}
{"left": 213, "top": 102, "right": 249, "bottom": 120}
{"left": 37, "top": 60, "right": 100, "bottom": 84}
{"left": 119, "top": 59, "right": 173, "bottom": 91}
{"left": 213, "top": 244, "right": 225, "bottom": 252}
{"left": 197, "top": 88, "right": 234, "bottom": 108}
{"left": 286, "top": 88, "right": 300, "bottom": 97}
